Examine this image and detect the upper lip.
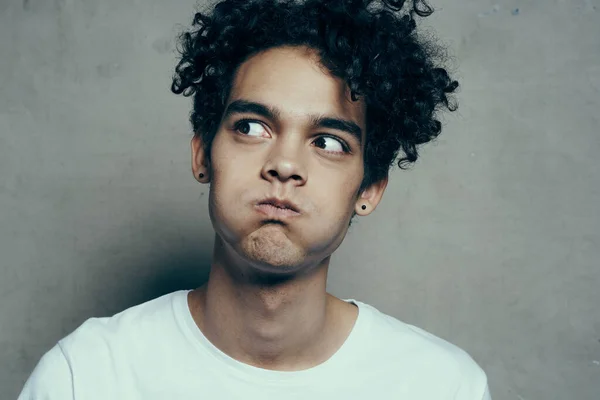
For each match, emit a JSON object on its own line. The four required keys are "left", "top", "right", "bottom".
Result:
{"left": 258, "top": 197, "right": 301, "bottom": 213}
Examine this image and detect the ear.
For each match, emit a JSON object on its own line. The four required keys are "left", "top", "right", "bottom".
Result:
{"left": 354, "top": 175, "right": 388, "bottom": 216}
{"left": 191, "top": 135, "right": 210, "bottom": 183}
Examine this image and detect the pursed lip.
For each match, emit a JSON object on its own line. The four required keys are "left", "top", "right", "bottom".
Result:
{"left": 256, "top": 197, "right": 302, "bottom": 215}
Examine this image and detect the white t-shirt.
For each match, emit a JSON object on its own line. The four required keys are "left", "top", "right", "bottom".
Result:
{"left": 18, "top": 290, "right": 491, "bottom": 399}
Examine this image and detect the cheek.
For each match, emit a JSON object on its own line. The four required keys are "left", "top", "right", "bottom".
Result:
{"left": 210, "top": 164, "right": 251, "bottom": 211}
{"left": 312, "top": 173, "right": 361, "bottom": 219}
{"left": 210, "top": 136, "right": 254, "bottom": 195}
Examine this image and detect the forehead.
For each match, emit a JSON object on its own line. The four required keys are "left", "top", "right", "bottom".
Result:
{"left": 227, "top": 46, "right": 366, "bottom": 131}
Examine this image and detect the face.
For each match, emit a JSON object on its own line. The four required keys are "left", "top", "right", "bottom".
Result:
{"left": 192, "top": 46, "right": 387, "bottom": 276}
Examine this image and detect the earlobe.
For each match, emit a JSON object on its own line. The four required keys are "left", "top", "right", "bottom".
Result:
{"left": 356, "top": 202, "right": 369, "bottom": 215}
{"left": 191, "top": 135, "right": 210, "bottom": 183}
{"left": 355, "top": 175, "right": 388, "bottom": 215}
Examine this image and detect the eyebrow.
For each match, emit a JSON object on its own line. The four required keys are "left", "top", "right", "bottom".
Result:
{"left": 222, "top": 99, "right": 363, "bottom": 145}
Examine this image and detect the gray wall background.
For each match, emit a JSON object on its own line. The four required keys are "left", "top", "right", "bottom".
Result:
{"left": 1, "top": 0, "right": 599, "bottom": 399}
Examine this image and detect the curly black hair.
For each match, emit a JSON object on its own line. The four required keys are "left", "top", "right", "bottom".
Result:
{"left": 171, "top": 0, "right": 458, "bottom": 194}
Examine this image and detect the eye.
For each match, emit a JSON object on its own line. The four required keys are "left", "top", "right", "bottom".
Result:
{"left": 313, "top": 135, "right": 349, "bottom": 154}
{"left": 233, "top": 119, "right": 268, "bottom": 137}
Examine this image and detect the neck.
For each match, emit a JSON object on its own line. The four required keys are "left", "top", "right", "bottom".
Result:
{"left": 188, "top": 235, "right": 353, "bottom": 371}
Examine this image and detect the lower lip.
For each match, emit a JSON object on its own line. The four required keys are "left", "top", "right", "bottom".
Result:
{"left": 255, "top": 204, "right": 301, "bottom": 218}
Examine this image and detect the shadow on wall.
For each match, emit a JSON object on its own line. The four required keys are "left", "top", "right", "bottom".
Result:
{"left": 68, "top": 209, "right": 213, "bottom": 325}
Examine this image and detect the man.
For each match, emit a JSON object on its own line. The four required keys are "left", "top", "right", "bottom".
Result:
{"left": 19, "top": 0, "right": 491, "bottom": 398}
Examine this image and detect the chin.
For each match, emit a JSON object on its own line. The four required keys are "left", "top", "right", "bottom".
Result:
{"left": 240, "top": 231, "right": 307, "bottom": 271}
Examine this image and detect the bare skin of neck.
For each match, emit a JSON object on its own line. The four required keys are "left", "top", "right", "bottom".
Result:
{"left": 187, "top": 237, "right": 359, "bottom": 371}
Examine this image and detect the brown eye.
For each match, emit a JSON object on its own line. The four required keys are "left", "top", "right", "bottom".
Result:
{"left": 233, "top": 120, "right": 266, "bottom": 136}
{"left": 313, "top": 136, "right": 349, "bottom": 154}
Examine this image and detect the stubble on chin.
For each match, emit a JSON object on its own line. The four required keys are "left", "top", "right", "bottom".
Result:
{"left": 241, "top": 226, "right": 305, "bottom": 270}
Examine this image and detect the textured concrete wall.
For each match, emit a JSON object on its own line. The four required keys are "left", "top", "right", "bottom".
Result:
{"left": 1, "top": 0, "right": 599, "bottom": 399}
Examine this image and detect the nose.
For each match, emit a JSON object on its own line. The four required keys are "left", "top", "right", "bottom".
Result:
{"left": 260, "top": 140, "right": 307, "bottom": 186}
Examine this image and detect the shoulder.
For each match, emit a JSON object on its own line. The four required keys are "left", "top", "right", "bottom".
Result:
{"left": 18, "top": 343, "right": 73, "bottom": 399}
{"left": 59, "top": 290, "right": 186, "bottom": 359}
{"left": 401, "top": 322, "right": 489, "bottom": 396}
{"left": 18, "top": 290, "right": 188, "bottom": 397}
{"left": 357, "top": 301, "right": 489, "bottom": 398}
